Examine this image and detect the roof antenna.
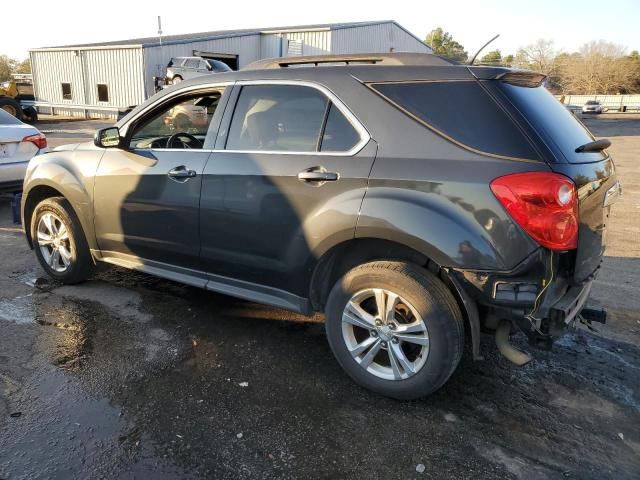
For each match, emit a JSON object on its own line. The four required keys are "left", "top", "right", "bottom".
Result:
{"left": 468, "top": 34, "right": 500, "bottom": 65}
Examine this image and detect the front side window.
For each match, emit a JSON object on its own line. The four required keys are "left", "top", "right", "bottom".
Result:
{"left": 226, "top": 84, "right": 362, "bottom": 153}
{"left": 128, "top": 90, "right": 223, "bottom": 149}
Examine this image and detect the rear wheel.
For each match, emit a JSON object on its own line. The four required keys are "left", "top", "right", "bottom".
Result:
{"left": 0, "top": 97, "right": 23, "bottom": 121}
{"left": 171, "top": 75, "right": 183, "bottom": 84}
{"left": 325, "top": 261, "right": 464, "bottom": 400}
{"left": 31, "top": 197, "right": 93, "bottom": 284}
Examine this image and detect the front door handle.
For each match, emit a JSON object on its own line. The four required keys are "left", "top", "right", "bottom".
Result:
{"left": 168, "top": 166, "right": 197, "bottom": 181}
{"left": 298, "top": 167, "right": 339, "bottom": 183}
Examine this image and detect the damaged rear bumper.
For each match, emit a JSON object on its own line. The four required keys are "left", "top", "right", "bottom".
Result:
{"left": 449, "top": 248, "right": 602, "bottom": 350}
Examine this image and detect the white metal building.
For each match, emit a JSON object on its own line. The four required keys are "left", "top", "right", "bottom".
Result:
{"left": 29, "top": 20, "right": 431, "bottom": 118}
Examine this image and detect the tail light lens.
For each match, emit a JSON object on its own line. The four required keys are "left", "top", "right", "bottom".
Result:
{"left": 22, "top": 133, "right": 47, "bottom": 149}
{"left": 490, "top": 172, "right": 578, "bottom": 251}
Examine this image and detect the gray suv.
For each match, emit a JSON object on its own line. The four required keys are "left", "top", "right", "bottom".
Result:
{"left": 166, "top": 56, "right": 232, "bottom": 84}
{"left": 21, "top": 53, "right": 620, "bottom": 399}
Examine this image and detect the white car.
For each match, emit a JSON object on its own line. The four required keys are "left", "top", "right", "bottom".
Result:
{"left": 582, "top": 100, "right": 604, "bottom": 114}
{"left": 0, "top": 109, "right": 48, "bottom": 193}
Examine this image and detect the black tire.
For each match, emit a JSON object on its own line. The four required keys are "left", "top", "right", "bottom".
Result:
{"left": 31, "top": 197, "right": 93, "bottom": 284}
{"left": 22, "top": 106, "right": 38, "bottom": 123}
{"left": 325, "top": 261, "right": 464, "bottom": 400}
{"left": 171, "top": 75, "right": 183, "bottom": 84}
{"left": 0, "top": 97, "right": 24, "bottom": 121}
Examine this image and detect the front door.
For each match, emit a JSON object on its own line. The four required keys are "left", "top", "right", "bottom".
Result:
{"left": 199, "top": 82, "right": 376, "bottom": 296}
{"left": 93, "top": 87, "right": 228, "bottom": 270}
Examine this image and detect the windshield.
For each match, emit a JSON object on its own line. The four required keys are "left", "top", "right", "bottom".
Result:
{"left": 498, "top": 83, "right": 606, "bottom": 163}
{"left": 0, "top": 109, "right": 22, "bottom": 125}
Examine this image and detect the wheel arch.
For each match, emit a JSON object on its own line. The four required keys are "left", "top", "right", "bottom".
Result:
{"left": 22, "top": 175, "right": 96, "bottom": 252}
{"left": 308, "top": 237, "right": 481, "bottom": 359}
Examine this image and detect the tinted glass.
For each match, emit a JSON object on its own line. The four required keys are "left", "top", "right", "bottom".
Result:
{"left": 0, "top": 108, "right": 22, "bottom": 125}
{"left": 226, "top": 85, "right": 328, "bottom": 152}
{"left": 185, "top": 59, "right": 199, "bottom": 68}
{"left": 371, "top": 81, "right": 539, "bottom": 160}
{"left": 129, "top": 92, "right": 222, "bottom": 149}
{"left": 320, "top": 104, "right": 360, "bottom": 152}
{"left": 499, "top": 83, "right": 605, "bottom": 163}
{"left": 207, "top": 60, "right": 232, "bottom": 72}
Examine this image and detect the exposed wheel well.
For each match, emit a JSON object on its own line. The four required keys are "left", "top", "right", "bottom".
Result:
{"left": 309, "top": 238, "right": 475, "bottom": 353}
{"left": 23, "top": 185, "right": 64, "bottom": 247}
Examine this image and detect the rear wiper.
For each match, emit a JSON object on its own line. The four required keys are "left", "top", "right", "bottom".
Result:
{"left": 575, "top": 139, "right": 611, "bottom": 153}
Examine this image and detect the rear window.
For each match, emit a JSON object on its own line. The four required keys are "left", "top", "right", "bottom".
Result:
{"left": 0, "top": 109, "right": 22, "bottom": 125}
{"left": 207, "top": 60, "right": 232, "bottom": 72}
{"left": 369, "top": 81, "right": 539, "bottom": 161}
{"left": 498, "top": 84, "right": 605, "bottom": 163}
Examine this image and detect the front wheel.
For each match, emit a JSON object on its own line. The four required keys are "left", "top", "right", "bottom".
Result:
{"left": 31, "top": 197, "right": 93, "bottom": 284}
{"left": 325, "top": 261, "right": 464, "bottom": 400}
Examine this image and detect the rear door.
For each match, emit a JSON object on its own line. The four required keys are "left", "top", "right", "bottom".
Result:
{"left": 199, "top": 81, "right": 376, "bottom": 296}
{"left": 494, "top": 82, "right": 618, "bottom": 280}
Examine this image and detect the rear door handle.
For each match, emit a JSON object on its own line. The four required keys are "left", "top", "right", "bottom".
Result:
{"left": 168, "top": 166, "right": 197, "bottom": 181}
{"left": 297, "top": 168, "right": 339, "bottom": 183}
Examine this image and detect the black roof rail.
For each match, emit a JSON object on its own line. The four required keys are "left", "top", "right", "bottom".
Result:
{"left": 243, "top": 53, "right": 457, "bottom": 70}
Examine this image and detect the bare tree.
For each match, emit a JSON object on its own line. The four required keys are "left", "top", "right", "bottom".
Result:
{"left": 555, "top": 41, "right": 636, "bottom": 94}
{"left": 512, "top": 39, "right": 558, "bottom": 75}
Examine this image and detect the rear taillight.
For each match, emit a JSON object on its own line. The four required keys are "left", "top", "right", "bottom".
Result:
{"left": 22, "top": 133, "right": 47, "bottom": 149}
{"left": 490, "top": 172, "right": 578, "bottom": 251}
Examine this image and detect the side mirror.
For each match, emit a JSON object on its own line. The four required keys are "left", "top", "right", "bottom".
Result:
{"left": 94, "top": 126, "right": 122, "bottom": 148}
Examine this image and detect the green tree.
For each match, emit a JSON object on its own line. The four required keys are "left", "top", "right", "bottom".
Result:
{"left": 503, "top": 54, "right": 514, "bottom": 67}
{"left": 425, "top": 27, "right": 468, "bottom": 62}
{"left": 480, "top": 50, "right": 502, "bottom": 65}
{"left": 15, "top": 58, "right": 31, "bottom": 74}
{"left": 0, "top": 55, "right": 17, "bottom": 82}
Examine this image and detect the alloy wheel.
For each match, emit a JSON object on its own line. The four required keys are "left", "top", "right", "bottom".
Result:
{"left": 37, "top": 213, "right": 73, "bottom": 273}
{"left": 341, "top": 288, "right": 429, "bottom": 380}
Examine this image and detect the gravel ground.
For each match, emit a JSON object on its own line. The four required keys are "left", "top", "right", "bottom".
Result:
{"left": 0, "top": 115, "right": 638, "bottom": 479}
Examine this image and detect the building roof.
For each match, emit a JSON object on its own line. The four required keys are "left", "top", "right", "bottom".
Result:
{"left": 32, "top": 20, "right": 427, "bottom": 51}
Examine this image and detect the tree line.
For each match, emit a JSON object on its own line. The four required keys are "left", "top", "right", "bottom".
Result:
{"left": 0, "top": 55, "right": 31, "bottom": 82}
{"left": 425, "top": 27, "right": 640, "bottom": 94}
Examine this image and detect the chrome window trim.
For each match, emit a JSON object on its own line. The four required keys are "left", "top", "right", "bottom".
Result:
{"left": 123, "top": 79, "right": 371, "bottom": 157}
{"left": 120, "top": 81, "right": 234, "bottom": 138}
{"left": 223, "top": 79, "right": 371, "bottom": 157}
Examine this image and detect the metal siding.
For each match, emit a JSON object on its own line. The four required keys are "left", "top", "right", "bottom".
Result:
{"left": 30, "top": 47, "right": 144, "bottom": 118}
{"left": 142, "top": 35, "right": 262, "bottom": 98}
{"left": 332, "top": 23, "right": 430, "bottom": 54}
{"left": 29, "top": 22, "right": 430, "bottom": 118}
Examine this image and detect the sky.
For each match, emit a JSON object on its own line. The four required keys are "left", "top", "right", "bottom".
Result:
{"left": 2, "top": 0, "right": 639, "bottom": 60}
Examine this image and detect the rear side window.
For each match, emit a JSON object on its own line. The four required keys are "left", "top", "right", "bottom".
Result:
{"left": 498, "top": 84, "right": 606, "bottom": 163}
{"left": 320, "top": 104, "right": 360, "bottom": 152}
{"left": 369, "top": 81, "right": 539, "bottom": 160}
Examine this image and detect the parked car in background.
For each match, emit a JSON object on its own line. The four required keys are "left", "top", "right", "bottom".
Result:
{"left": 21, "top": 53, "right": 619, "bottom": 400}
{"left": 582, "top": 100, "right": 604, "bottom": 114}
{"left": 0, "top": 109, "right": 47, "bottom": 193}
{"left": 166, "top": 57, "right": 232, "bottom": 84}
